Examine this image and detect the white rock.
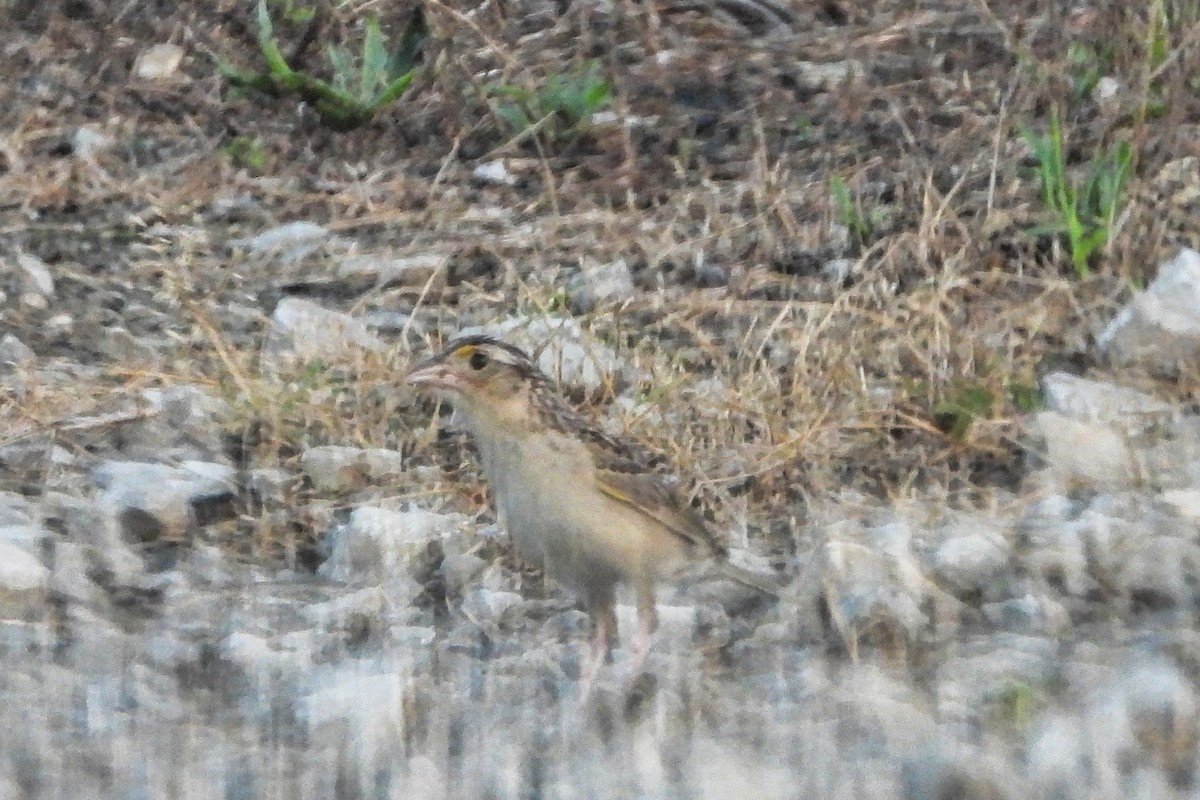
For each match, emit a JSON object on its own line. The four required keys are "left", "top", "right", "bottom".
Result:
{"left": 472, "top": 160, "right": 516, "bottom": 185}
{"left": 794, "top": 60, "right": 861, "bottom": 89}
{"left": 304, "top": 669, "right": 410, "bottom": 748}
{"left": 1159, "top": 488, "right": 1200, "bottom": 520}
{"left": 1028, "top": 715, "right": 1090, "bottom": 794}
{"left": 1087, "top": 658, "right": 1199, "bottom": 782}
{"left": 0, "top": 493, "right": 37, "bottom": 526}
{"left": 337, "top": 252, "right": 445, "bottom": 287}
{"left": 0, "top": 523, "right": 47, "bottom": 551}
{"left": 817, "top": 537, "right": 930, "bottom": 655}
{"left": 982, "top": 593, "right": 1070, "bottom": 634}
{"left": 1093, "top": 75, "right": 1121, "bottom": 103}
{"left": 0, "top": 334, "right": 35, "bottom": 367}
{"left": 575, "top": 258, "right": 636, "bottom": 307}
{"left": 231, "top": 221, "right": 330, "bottom": 254}
{"left": 300, "top": 445, "right": 406, "bottom": 492}
{"left": 264, "top": 297, "right": 388, "bottom": 365}
{"left": 1099, "top": 248, "right": 1200, "bottom": 372}
{"left": 93, "top": 460, "right": 236, "bottom": 540}
{"left": 822, "top": 257, "right": 857, "bottom": 283}
{"left": 440, "top": 553, "right": 487, "bottom": 596}
{"left": 617, "top": 602, "right": 696, "bottom": 646}
{"left": 0, "top": 541, "right": 49, "bottom": 607}
{"left": 459, "top": 587, "right": 522, "bottom": 623}
{"left": 133, "top": 43, "right": 184, "bottom": 81}
{"left": 320, "top": 506, "right": 463, "bottom": 585}
{"left": 303, "top": 585, "right": 388, "bottom": 627}
{"left": 1022, "top": 516, "right": 1092, "bottom": 596}
{"left": 16, "top": 252, "right": 54, "bottom": 296}
{"left": 1041, "top": 372, "right": 1173, "bottom": 428}
{"left": 47, "top": 541, "right": 101, "bottom": 605}
{"left": 933, "top": 529, "right": 1012, "bottom": 594}
{"left": 72, "top": 125, "right": 113, "bottom": 159}
{"left": 1033, "top": 411, "right": 1137, "bottom": 488}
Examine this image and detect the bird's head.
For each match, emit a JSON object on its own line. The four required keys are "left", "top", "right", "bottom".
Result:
{"left": 406, "top": 335, "right": 546, "bottom": 424}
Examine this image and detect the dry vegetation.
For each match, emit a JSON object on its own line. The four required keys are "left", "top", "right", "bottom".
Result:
{"left": 3, "top": 0, "right": 1200, "bottom": 564}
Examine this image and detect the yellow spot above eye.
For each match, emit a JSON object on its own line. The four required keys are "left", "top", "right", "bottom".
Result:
{"left": 453, "top": 344, "right": 477, "bottom": 359}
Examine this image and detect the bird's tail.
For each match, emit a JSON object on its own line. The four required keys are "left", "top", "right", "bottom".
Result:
{"left": 716, "top": 560, "right": 785, "bottom": 597}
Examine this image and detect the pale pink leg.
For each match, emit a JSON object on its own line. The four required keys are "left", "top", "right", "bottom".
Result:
{"left": 578, "top": 598, "right": 616, "bottom": 702}
{"left": 627, "top": 582, "right": 658, "bottom": 678}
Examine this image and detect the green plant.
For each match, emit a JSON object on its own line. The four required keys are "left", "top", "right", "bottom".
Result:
{"left": 934, "top": 381, "right": 996, "bottom": 442}
{"left": 1137, "top": 0, "right": 1173, "bottom": 120}
{"left": 1066, "top": 42, "right": 1113, "bottom": 99}
{"left": 830, "top": 176, "right": 873, "bottom": 247}
{"left": 222, "top": 136, "right": 268, "bottom": 172}
{"left": 1021, "top": 107, "right": 1132, "bottom": 276}
{"left": 273, "top": 0, "right": 315, "bottom": 24}
{"left": 489, "top": 62, "right": 612, "bottom": 145}
{"left": 220, "top": 0, "right": 424, "bottom": 130}
{"left": 1007, "top": 381, "right": 1041, "bottom": 414}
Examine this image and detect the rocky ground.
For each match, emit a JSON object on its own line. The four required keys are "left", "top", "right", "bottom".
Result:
{"left": 3, "top": 1, "right": 1200, "bottom": 798}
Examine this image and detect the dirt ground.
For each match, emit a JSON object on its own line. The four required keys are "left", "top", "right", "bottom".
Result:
{"left": 3, "top": 0, "right": 1200, "bottom": 562}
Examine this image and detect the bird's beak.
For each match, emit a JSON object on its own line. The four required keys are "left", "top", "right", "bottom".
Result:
{"left": 405, "top": 360, "right": 462, "bottom": 393}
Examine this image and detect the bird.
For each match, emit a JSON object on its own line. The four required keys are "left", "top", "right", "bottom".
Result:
{"left": 405, "top": 334, "right": 780, "bottom": 681}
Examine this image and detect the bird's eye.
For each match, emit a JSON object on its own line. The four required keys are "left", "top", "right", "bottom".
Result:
{"left": 468, "top": 351, "right": 489, "bottom": 371}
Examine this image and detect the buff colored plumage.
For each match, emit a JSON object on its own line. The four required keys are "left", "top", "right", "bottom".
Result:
{"left": 406, "top": 335, "right": 778, "bottom": 678}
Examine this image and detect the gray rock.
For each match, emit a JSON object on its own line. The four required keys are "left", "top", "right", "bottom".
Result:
{"left": 472, "top": 160, "right": 516, "bottom": 186}
{"left": 47, "top": 540, "right": 104, "bottom": 605}
{"left": 822, "top": 257, "right": 858, "bottom": 284}
{"left": 440, "top": 553, "right": 487, "bottom": 597}
{"left": 571, "top": 258, "right": 636, "bottom": 311}
{"left": 0, "top": 523, "right": 48, "bottom": 552}
{"left": 459, "top": 587, "right": 523, "bottom": 623}
{"left": 1077, "top": 658, "right": 1200, "bottom": 788}
{"left": 1061, "top": 502, "right": 1200, "bottom": 608}
{"left": 337, "top": 253, "right": 445, "bottom": 288}
{"left": 1032, "top": 411, "right": 1137, "bottom": 488}
{"left": 1158, "top": 488, "right": 1200, "bottom": 520}
{"left": 815, "top": 533, "right": 932, "bottom": 659}
{"left": 132, "top": 43, "right": 184, "bottom": 81}
{"left": 931, "top": 519, "right": 1013, "bottom": 597}
{"left": 0, "top": 491, "right": 37, "bottom": 526}
{"left": 246, "top": 467, "right": 298, "bottom": 509}
{"left": 0, "top": 540, "right": 49, "bottom": 612}
{"left": 264, "top": 297, "right": 388, "bottom": 366}
{"left": 0, "top": 333, "right": 35, "bottom": 367}
{"left": 320, "top": 506, "right": 463, "bottom": 585}
{"left": 206, "top": 192, "right": 265, "bottom": 221}
{"left": 114, "top": 385, "right": 231, "bottom": 462}
{"left": 1099, "top": 248, "right": 1200, "bottom": 372}
{"left": 230, "top": 221, "right": 335, "bottom": 263}
{"left": 794, "top": 59, "right": 862, "bottom": 90}
{"left": 981, "top": 592, "right": 1070, "bottom": 635}
{"left": 902, "top": 746, "right": 1023, "bottom": 800}
{"left": 93, "top": 460, "right": 237, "bottom": 541}
{"left": 300, "top": 445, "right": 406, "bottom": 493}
{"left": 71, "top": 125, "right": 113, "bottom": 159}
{"left": 362, "top": 310, "right": 423, "bottom": 336}
{"left": 41, "top": 492, "right": 146, "bottom": 589}
{"left": 16, "top": 252, "right": 54, "bottom": 297}
{"left": 1041, "top": 372, "right": 1174, "bottom": 430}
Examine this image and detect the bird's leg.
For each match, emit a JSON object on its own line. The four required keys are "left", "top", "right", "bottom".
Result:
{"left": 628, "top": 582, "right": 658, "bottom": 678}
{"left": 579, "top": 592, "right": 617, "bottom": 700}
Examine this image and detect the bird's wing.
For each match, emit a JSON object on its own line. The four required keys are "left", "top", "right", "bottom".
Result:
{"left": 592, "top": 465, "right": 726, "bottom": 556}
{"left": 530, "top": 386, "right": 726, "bottom": 555}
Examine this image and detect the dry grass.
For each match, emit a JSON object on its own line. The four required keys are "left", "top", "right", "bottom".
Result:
{"left": 2, "top": 0, "right": 1200, "bottom": 562}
